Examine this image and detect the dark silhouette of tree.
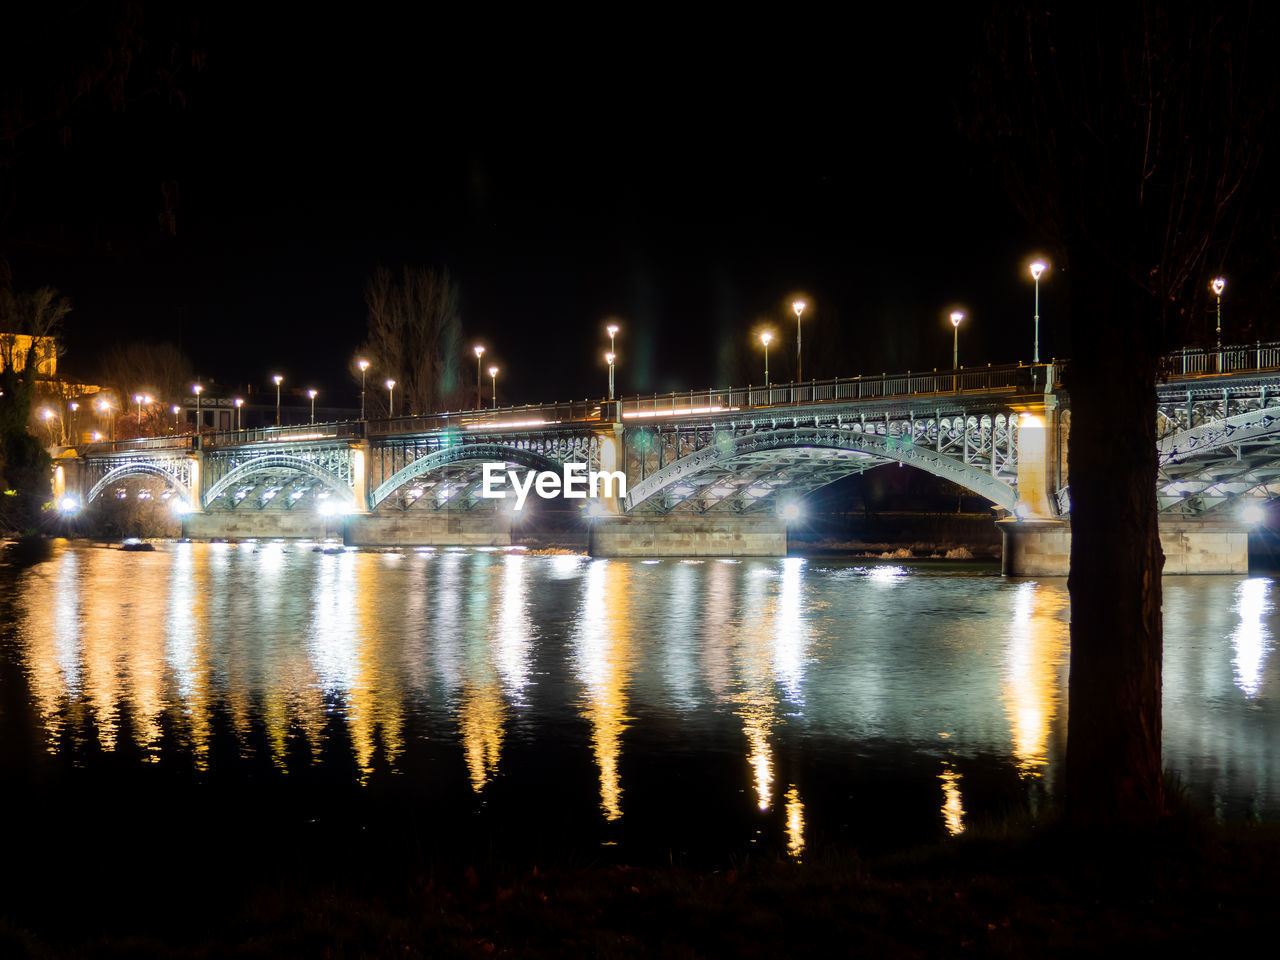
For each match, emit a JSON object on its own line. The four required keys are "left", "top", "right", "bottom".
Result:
{"left": 970, "top": 3, "right": 1278, "bottom": 826}
{"left": 0, "top": 287, "right": 70, "bottom": 532}
{"left": 360, "top": 266, "right": 464, "bottom": 416}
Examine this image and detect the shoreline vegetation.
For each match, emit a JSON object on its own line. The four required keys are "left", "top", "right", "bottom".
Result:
{"left": 1, "top": 807, "right": 1276, "bottom": 957}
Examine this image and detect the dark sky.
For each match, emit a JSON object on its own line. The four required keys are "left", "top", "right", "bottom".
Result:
{"left": 9, "top": 6, "right": 1063, "bottom": 409}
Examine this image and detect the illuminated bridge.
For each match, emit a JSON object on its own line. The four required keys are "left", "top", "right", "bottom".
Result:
{"left": 58, "top": 342, "right": 1280, "bottom": 574}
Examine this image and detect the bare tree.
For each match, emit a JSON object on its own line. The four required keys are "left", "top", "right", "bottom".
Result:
{"left": 970, "top": 3, "right": 1277, "bottom": 826}
{"left": 97, "top": 341, "right": 195, "bottom": 436}
{"left": 361, "top": 266, "right": 463, "bottom": 416}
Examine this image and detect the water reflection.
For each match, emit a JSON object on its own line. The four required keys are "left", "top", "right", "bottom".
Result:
{"left": 1231, "top": 578, "right": 1271, "bottom": 698}
{"left": 572, "top": 560, "right": 634, "bottom": 820}
{"left": 5, "top": 545, "right": 1280, "bottom": 856}
{"left": 1000, "top": 581, "right": 1069, "bottom": 777}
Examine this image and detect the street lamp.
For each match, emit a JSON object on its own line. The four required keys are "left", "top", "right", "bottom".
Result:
{"left": 606, "top": 322, "right": 619, "bottom": 354}
{"left": 39, "top": 407, "right": 56, "bottom": 446}
{"left": 605, "top": 351, "right": 616, "bottom": 401}
{"left": 96, "top": 397, "right": 115, "bottom": 441}
{"left": 489, "top": 365, "right": 499, "bottom": 407}
{"left": 474, "top": 345, "right": 485, "bottom": 408}
{"left": 134, "top": 393, "right": 145, "bottom": 428}
{"left": 760, "top": 330, "right": 774, "bottom": 387}
{"left": 273, "top": 374, "right": 283, "bottom": 426}
{"left": 68, "top": 401, "right": 79, "bottom": 444}
{"left": 1029, "top": 261, "right": 1047, "bottom": 363}
{"left": 357, "top": 358, "right": 370, "bottom": 419}
{"left": 950, "top": 311, "right": 965, "bottom": 370}
{"left": 1211, "top": 276, "right": 1226, "bottom": 348}
{"left": 386, "top": 379, "right": 396, "bottom": 418}
{"left": 307, "top": 388, "right": 318, "bottom": 424}
{"left": 193, "top": 383, "right": 204, "bottom": 434}
{"left": 234, "top": 397, "right": 244, "bottom": 430}
{"left": 171, "top": 404, "right": 180, "bottom": 433}
{"left": 792, "top": 300, "right": 806, "bottom": 381}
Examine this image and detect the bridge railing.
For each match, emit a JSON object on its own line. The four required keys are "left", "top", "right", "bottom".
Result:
{"left": 201, "top": 421, "right": 369, "bottom": 447}
{"left": 1165, "top": 341, "right": 1280, "bottom": 377}
{"left": 368, "top": 399, "right": 604, "bottom": 436}
{"left": 79, "top": 435, "right": 195, "bottom": 455}
{"left": 618, "top": 364, "right": 1043, "bottom": 418}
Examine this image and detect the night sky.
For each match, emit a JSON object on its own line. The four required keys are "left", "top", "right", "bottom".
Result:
{"left": 4, "top": 7, "right": 1140, "bottom": 408}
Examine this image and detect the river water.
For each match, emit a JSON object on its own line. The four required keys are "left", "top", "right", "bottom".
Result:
{"left": 2, "top": 540, "right": 1277, "bottom": 863}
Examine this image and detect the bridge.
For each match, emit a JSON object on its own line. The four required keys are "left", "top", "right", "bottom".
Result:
{"left": 54, "top": 341, "right": 1280, "bottom": 575}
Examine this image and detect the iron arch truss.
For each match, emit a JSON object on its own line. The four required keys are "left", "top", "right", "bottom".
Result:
{"left": 624, "top": 427, "right": 1019, "bottom": 514}
{"left": 86, "top": 460, "right": 195, "bottom": 505}
{"left": 203, "top": 454, "right": 356, "bottom": 510}
{"left": 369, "top": 443, "right": 563, "bottom": 509}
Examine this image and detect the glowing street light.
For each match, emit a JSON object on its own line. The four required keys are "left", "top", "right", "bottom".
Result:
{"left": 1211, "top": 276, "right": 1226, "bottom": 348}
{"left": 606, "top": 322, "right": 619, "bottom": 354}
{"left": 950, "top": 311, "right": 965, "bottom": 370}
{"left": 172, "top": 404, "right": 180, "bottom": 432}
{"left": 39, "top": 407, "right": 56, "bottom": 445}
{"left": 474, "top": 345, "right": 486, "bottom": 409}
{"left": 272, "top": 374, "right": 283, "bottom": 426}
{"left": 760, "top": 330, "right": 774, "bottom": 387}
{"left": 1029, "top": 261, "right": 1047, "bottom": 363}
{"left": 357, "top": 358, "right": 370, "bottom": 419}
{"left": 792, "top": 300, "right": 807, "bottom": 381}
{"left": 307, "top": 388, "right": 318, "bottom": 424}
{"left": 605, "top": 351, "right": 616, "bottom": 401}
{"left": 234, "top": 397, "right": 244, "bottom": 430}
{"left": 193, "top": 383, "right": 204, "bottom": 434}
{"left": 489, "top": 365, "right": 499, "bottom": 407}
{"left": 96, "top": 396, "right": 115, "bottom": 441}
{"left": 386, "top": 379, "right": 396, "bottom": 418}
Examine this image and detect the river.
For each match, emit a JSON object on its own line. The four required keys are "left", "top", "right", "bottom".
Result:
{"left": 1, "top": 540, "right": 1276, "bottom": 863}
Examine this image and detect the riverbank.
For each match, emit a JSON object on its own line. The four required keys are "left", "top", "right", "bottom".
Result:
{"left": 2, "top": 815, "right": 1275, "bottom": 957}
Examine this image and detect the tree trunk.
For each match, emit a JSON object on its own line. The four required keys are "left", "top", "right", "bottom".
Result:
{"left": 1065, "top": 253, "right": 1165, "bottom": 827}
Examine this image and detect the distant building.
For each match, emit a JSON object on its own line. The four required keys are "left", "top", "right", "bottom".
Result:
{"left": 0, "top": 333, "right": 58, "bottom": 376}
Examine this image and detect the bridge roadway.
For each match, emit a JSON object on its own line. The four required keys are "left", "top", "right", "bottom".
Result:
{"left": 57, "top": 341, "right": 1280, "bottom": 574}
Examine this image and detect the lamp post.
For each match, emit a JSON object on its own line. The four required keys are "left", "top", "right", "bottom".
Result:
{"left": 605, "top": 351, "right": 616, "bottom": 401}
{"left": 474, "top": 345, "right": 485, "bottom": 408}
{"left": 193, "top": 383, "right": 204, "bottom": 430}
{"left": 950, "top": 311, "right": 965, "bottom": 370}
{"left": 760, "top": 330, "right": 773, "bottom": 388}
{"left": 488, "top": 365, "right": 499, "bottom": 408}
{"left": 273, "top": 374, "right": 283, "bottom": 426}
{"left": 40, "top": 407, "right": 56, "bottom": 446}
{"left": 1212, "top": 277, "right": 1226, "bottom": 349}
{"left": 307, "top": 389, "right": 318, "bottom": 424}
{"left": 358, "top": 358, "right": 370, "bottom": 419}
{"left": 96, "top": 397, "right": 115, "bottom": 441}
{"left": 171, "top": 405, "right": 180, "bottom": 433}
{"left": 134, "top": 393, "right": 144, "bottom": 429}
{"left": 386, "top": 379, "right": 396, "bottom": 418}
{"left": 606, "top": 323, "right": 619, "bottom": 354}
{"left": 69, "top": 401, "right": 79, "bottom": 444}
{"left": 792, "top": 300, "right": 806, "bottom": 382}
{"left": 1030, "top": 261, "right": 1046, "bottom": 363}
{"left": 234, "top": 397, "right": 244, "bottom": 430}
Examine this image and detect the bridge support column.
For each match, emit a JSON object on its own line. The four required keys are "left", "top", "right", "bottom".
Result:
{"left": 999, "top": 519, "right": 1071, "bottom": 576}
{"left": 1000, "top": 517, "right": 1250, "bottom": 576}
{"left": 588, "top": 516, "right": 786, "bottom": 558}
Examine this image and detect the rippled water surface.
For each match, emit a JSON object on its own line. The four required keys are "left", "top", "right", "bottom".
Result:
{"left": 3, "top": 541, "right": 1277, "bottom": 859}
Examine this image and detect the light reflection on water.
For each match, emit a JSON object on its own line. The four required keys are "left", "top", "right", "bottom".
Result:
{"left": 6, "top": 542, "right": 1280, "bottom": 853}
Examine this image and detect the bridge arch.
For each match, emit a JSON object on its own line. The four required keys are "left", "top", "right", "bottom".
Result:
{"left": 370, "top": 443, "right": 563, "bottom": 509}
{"left": 624, "top": 427, "right": 1019, "bottom": 513}
{"left": 203, "top": 454, "right": 356, "bottom": 509}
{"left": 86, "top": 462, "right": 194, "bottom": 506}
